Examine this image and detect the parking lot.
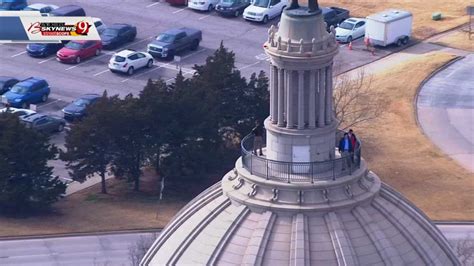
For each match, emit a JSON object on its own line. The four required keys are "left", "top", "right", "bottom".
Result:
{"left": 0, "top": 0, "right": 404, "bottom": 180}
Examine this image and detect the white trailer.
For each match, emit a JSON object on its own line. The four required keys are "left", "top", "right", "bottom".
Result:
{"left": 365, "top": 9, "right": 412, "bottom": 47}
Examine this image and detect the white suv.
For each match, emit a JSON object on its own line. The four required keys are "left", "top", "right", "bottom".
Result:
{"left": 188, "top": 0, "right": 219, "bottom": 11}
{"left": 108, "top": 49, "right": 154, "bottom": 75}
{"left": 243, "top": 0, "right": 286, "bottom": 24}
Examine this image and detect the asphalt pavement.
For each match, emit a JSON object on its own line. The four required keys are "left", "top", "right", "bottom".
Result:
{"left": 0, "top": 224, "right": 471, "bottom": 266}
{"left": 417, "top": 54, "right": 474, "bottom": 172}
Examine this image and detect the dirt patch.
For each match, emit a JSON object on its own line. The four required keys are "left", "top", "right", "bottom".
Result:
{"left": 432, "top": 29, "right": 474, "bottom": 51}
{"left": 352, "top": 52, "right": 474, "bottom": 221}
{"left": 300, "top": 0, "right": 470, "bottom": 40}
{"left": 0, "top": 169, "right": 188, "bottom": 237}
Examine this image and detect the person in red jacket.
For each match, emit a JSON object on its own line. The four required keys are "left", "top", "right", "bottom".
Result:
{"left": 348, "top": 129, "right": 358, "bottom": 163}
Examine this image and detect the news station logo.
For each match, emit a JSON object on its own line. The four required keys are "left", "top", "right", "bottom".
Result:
{"left": 27, "top": 21, "right": 92, "bottom": 36}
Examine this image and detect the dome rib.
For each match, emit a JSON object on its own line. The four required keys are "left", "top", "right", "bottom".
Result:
{"left": 324, "top": 212, "right": 359, "bottom": 266}
{"left": 289, "top": 213, "right": 310, "bottom": 265}
{"left": 242, "top": 211, "right": 276, "bottom": 265}
{"left": 352, "top": 206, "right": 404, "bottom": 265}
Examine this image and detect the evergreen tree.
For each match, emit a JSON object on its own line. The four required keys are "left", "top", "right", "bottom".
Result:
{"left": 0, "top": 113, "right": 66, "bottom": 214}
{"left": 61, "top": 92, "right": 120, "bottom": 194}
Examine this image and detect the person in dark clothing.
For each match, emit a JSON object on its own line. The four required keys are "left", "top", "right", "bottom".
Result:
{"left": 338, "top": 133, "right": 353, "bottom": 170}
{"left": 252, "top": 120, "right": 264, "bottom": 156}
{"left": 348, "top": 129, "right": 358, "bottom": 163}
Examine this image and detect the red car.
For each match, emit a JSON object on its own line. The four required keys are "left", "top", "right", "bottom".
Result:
{"left": 56, "top": 40, "right": 102, "bottom": 64}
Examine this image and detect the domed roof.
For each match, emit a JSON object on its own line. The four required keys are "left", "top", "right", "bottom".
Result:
{"left": 141, "top": 160, "right": 459, "bottom": 265}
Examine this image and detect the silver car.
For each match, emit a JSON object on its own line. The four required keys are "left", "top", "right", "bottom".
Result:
{"left": 335, "top": 18, "right": 366, "bottom": 43}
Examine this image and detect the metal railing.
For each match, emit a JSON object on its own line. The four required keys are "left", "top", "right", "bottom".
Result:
{"left": 240, "top": 132, "right": 361, "bottom": 183}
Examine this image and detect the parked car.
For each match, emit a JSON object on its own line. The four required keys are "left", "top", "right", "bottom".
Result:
{"left": 188, "top": 0, "right": 219, "bottom": 11}
{"left": 0, "top": 0, "right": 27, "bottom": 10}
{"left": 166, "top": 0, "right": 187, "bottom": 6}
{"left": 322, "top": 7, "right": 349, "bottom": 30}
{"left": 147, "top": 28, "right": 202, "bottom": 60}
{"left": 50, "top": 4, "right": 85, "bottom": 16}
{"left": 23, "top": 3, "right": 58, "bottom": 15}
{"left": 62, "top": 94, "right": 100, "bottom": 121}
{"left": 26, "top": 42, "right": 64, "bottom": 57}
{"left": 216, "top": 0, "right": 250, "bottom": 17}
{"left": 20, "top": 113, "right": 65, "bottom": 134}
{"left": 335, "top": 18, "right": 366, "bottom": 43}
{"left": 93, "top": 17, "right": 107, "bottom": 34}
{"left": 109, "top": 49, "right": 154, "bottom": 75}
{"left": 0, "top": 76, "right": 19, "bottom": 94}
{"left": 365, "top": 9, "right": 412, "bottom": 47}
{"left": 100, "top": 24, "right": 137, "bottom": 50}
{"left": 0, "top": 107, "right": 36, "bottom": 117}
{"left": 2, "top": 77, "right": 50, "bottom": 108}
{"left": 243, "top": 0, "right": 286, "bottom": 24}
{"left": 56, "top": 40, "right": 102, "bottom": 64}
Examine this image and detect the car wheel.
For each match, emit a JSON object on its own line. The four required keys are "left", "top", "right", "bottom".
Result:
{"left": 75, "top": 56, "right": 81, "bottom": 64}
{"left": 127, "top": 67, "right": 134, "bottom": 75}
{"left": 21, "top": 102, "right": 29, "bottom": 109}
{"left": 234, "top": 10, "right": 240, "bottom": 17}
{"left": 262, "top": 15, "right": 268, "bottom": 24}
{"left": 396, "top": 38, "right": 403, "bottom": 47}
{"left": 57, "top": 123, "right": 64, "bottom": 132}
{"left": 167, "top": 50, "right": 175, "bottom": 61}
{"left": 95, "top": 49, "right": 101, "bottom": 56}
{"left": 147, "top": 59, "right": 153, "bottom": 68}
{"left": 41, "top": 94, "right": 48, "bottom": 102}
{"left": 190, "top": 39, "right": 199, "bottom": 51}
{"left": 347, "top": 36, "right": 352, "bottom": 43}
{"left": 208, "top": 4, "right": 213, "bottom": 11}
{"left": 402, "top": 36, "right": 409, "bottom": 45}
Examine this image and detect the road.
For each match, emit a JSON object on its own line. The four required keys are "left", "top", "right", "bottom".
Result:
{"left": 0, "top": 224, "right": 471, "bottom": 265}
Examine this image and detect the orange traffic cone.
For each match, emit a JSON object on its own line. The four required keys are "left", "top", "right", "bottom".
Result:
{"left": 348, "top": 41, "right": 353, "bottom": 50}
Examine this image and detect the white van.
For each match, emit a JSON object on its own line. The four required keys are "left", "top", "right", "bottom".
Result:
{"left": 188, "top": 0, "right": 219, "bottom": 11}
{"left": 365, "top": 9, "right": 412, "bottom": 47}
{"left": 243, "top": 0, "right": 286, "bottom": 24}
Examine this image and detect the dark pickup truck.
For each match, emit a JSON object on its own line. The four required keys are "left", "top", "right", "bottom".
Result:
{"left": 147, "top": 28, "right": 202, "bottom": 60}
{"left": 322, "top": 7, "right": 350, "bottom": 30}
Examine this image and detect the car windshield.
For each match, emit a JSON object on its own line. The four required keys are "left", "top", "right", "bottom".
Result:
{"left": 65, "top": 41, "right": 83, "bottom": 50}
{"left": 0, "top": 3, "right": 12, "bottom": 8}
{"left": 339, "top": 21, "right": 355, "bottom": 30}
{"left": 73, "top": 98, "right": 91, "bottom": 107}
{"left": 114, "top": 55, "right": 126, "bottom": 62}
{"left": 31, "top": 43, "right": 47, "bottom": 48}
{"left": 156, "top": 34, "right": 174, "bottom": 43}
{"left": 23, "top": 7, "right": 38, "bottom": 11}
{"left": 253, "top": 0, "right": 269, "bottom": 8}
{"left": 103, "top": 28, "right": 119, "bottom": 36}
{"left": 222, "top": 0, "right": 234, "bottom": 3}
{"left": 10, "top": 85, "right": 29, "bottom": 94}
{"left": 0, "top": 81, "right": 5, "bottom": 87}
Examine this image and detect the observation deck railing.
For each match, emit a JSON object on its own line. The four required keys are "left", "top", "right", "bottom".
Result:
{"left": 240, "top": 132, "right": 361, "bottom": 183}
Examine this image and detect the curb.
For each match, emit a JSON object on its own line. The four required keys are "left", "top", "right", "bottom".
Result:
{"left": 0, "top": 228, "right": 162, "bottom": 241}
{"left": 413, "top": 55, "right": 465, "bottom": 136}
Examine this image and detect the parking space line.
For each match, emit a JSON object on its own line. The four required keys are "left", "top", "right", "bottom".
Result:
{"left": 65, "top": 65, "right": 78, "bottom": 71}
{"left": 121, "top": 48, "right": 206, "bottom": 83}
{"left": 11, "top": 51, "right": 26, "bottom": 57}
{"left": 36, "top": 99, "right": 60, "bottom": 109}
{"left": 38, "top": 58, "right": 55, "bottom": 64}
{"left": 198, "top": 15, "right": 211, "bottom": 20}
{"left": 93, "top": 69, "right": 110, "bottom": 76}
{"left": 172, "top": 8, "right": 186, "bottom": 14}
{"left": 238, "top": 61, "right": 261, "bottom": 71}
{"left": 146, "top": 2, "right": 161, "bottom": 7}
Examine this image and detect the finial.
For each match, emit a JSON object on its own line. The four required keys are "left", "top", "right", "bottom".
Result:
{"left": 299, "top": 39, "right": 304, "bottom": 53}
{"left": 311, "top": 38, "right": 317, "bottom": 54}
{"left": 277, "top": 36, "right": 282, "bottom": 50}
{"left": 287, "top": 39, "right": 292, "bottom": 52}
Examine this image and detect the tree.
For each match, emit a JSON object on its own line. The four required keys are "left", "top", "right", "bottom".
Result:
{"left": 61, "top": 92, "right": 120, "bottom": 194}
{"left": 333, "top": 70, "right": 388, "bottom": 130}
{"left": 0, "top": 113, "right": 66, "bottom": 214}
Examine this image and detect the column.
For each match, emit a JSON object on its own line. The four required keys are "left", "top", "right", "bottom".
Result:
{"left": 327, "top": 65, "right": 334, "bottom": 123}
{"left": 286, "top": 70, "right": 294, "bottom": 128}
{"left": 325, "top": 65, "right": 332, "bottom": 124}
{"left": 308, "top": 70, "right": 316, "bottom": 129}
{"left": 297, "top": 70, "right": 304, "bottom": 129}
{"left": 271, "top": 66, "right": 278, "bottom": 124}
{"left": 318, "top": 68, "right": 326, "bottom": 128}
{"left": 277, "top": 68, "right": 285, "bottom": 127}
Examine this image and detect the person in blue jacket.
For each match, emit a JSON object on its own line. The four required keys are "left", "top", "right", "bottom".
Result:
{"left": 338, "top": 132, "right": 353, "bottom": 170}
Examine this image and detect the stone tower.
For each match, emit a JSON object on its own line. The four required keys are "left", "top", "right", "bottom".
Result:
{"left": 264, "top": 7, "right": 338, "bottom": 163}
{"left": 141, "top": 5, "right": 460, "bottom": 266}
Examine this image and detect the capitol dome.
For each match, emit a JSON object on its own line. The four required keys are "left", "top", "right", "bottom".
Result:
{"left": 141, "top": 3, "right": 460, "bottom": 265}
